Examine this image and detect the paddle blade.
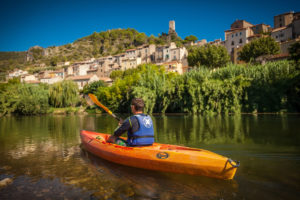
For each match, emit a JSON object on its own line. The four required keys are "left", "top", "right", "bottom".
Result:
{"left": 88, "top": 94, "right": 111, "bottom": 114}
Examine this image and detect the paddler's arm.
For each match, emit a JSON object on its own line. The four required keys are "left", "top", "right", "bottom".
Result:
{"left": 107, "top": 118, "right": 131, "bottom": 143}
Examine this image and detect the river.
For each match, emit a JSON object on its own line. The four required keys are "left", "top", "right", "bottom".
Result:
{"left": 0, "top": 114, "right": 300, "bottom": 199}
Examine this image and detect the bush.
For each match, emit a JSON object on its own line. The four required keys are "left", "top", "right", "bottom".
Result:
{"left": 82, "top": 80, "right": 106, "bottom": 95}
{"left": 187, "top": 45, "right": 230, "bottom": 68}
{"left": 288, "top": 41, "right": 300, "bottom": 63}
{"left": 95, "top": 61, "right": 300, "bottom": 114}
{"left": 239, "top": 37, "right": 280, "bottom": 62}
{"left": 49, "top": 81, "right": 80, "bottom": 107}
{"left": 0, "top": 83, "right": 49, "bottom": 115}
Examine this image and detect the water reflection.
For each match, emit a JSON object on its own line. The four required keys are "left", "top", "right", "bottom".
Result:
{"left": 0, "top": 114, "right": 300, "bottom": 199}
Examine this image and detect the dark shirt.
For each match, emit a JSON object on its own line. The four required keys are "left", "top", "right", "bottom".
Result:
{"left": 113, "top": 114, "right": 146, "bottom": 137}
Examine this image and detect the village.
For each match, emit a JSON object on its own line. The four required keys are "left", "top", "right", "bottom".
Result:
{"left": 6, "top": 11, "right": 300, "bottom": 89}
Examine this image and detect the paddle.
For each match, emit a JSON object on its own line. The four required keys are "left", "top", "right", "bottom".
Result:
{"left": 87, "top": 93, "right": 122, "bottom": 122}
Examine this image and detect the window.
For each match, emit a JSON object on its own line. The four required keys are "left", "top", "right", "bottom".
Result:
{"left": 174, "top": 56, "right": 176, "bottom": 60}
{"left": 232, "top": 34, "right": 234, "bottom": 38}
{"left": 231, "top": 41, "right": 234, "bottom": 45}
{"left": 239, "top": 39, "right": 243, "bottom": 43}
{"left": 236, "top": 33, "right": 238, "bottom": 36}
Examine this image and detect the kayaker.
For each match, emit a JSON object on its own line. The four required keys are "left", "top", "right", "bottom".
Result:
{"left": 107, "top": 98, "right": 154, "bottom": 146}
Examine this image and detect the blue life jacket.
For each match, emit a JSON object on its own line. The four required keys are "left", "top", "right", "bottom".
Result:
{"left": 127, "top": 114, "right": 154, "bottom": 146}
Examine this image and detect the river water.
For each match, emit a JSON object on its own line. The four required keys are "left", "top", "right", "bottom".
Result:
{"left": 0, "top": 114, "right": 299, "bottom": 200}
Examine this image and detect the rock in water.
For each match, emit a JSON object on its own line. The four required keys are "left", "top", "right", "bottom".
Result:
{"left": 0, "top": 178, "right": 13, "bottom": 188}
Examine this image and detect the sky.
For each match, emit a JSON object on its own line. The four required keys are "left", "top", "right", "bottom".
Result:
{"left": 0, "top": 0, "right": 299, "bottom": 52}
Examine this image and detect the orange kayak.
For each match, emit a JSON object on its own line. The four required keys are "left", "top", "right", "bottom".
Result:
{"left": 80, "top": 130, "right": 239, "bottom": 180}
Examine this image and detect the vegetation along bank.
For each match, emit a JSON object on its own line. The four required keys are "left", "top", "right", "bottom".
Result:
{"left": 1, "top": 60, "right": 299, "bottom": 117}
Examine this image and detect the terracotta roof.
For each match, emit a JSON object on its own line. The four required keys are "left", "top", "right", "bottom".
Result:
{"left": 274, "top": 11, "right": 294, "bottom": 17}
{"left": 67, "top": 75, "right": 94, "bottom": 81}
{"left": 225, "top": 27, "right": 247, "bottom": 32}
{"left": 53, "top": 70, "right": 64, "bottom": 73}
{"left": 162, "top": 61, "right": 179, "bottom": 65}
{"left": 41, "top": 76, "right": 52, "bottom": 79}
{"left": 248, "top": 34, "right": 262, "bottom": 38}
{"left": 125, "top": 49, "right": 136, "bottom": 52}
{"left": 271, "top": 26, "right": 289, "bottom": 32}
{"left": 114, "top": 53, "right": 126, "bottom": 56}
{"left": 136, "top": 45, "right": 148, "bottom": 49}
{"left": 254, "top": 23, "right": 271, "bottom": 27}
{"left": 99, "top": 77, "right": 112, "bottom": 82}
{"left": 25, "top": 80, "right": 40, "bottom": 84}
{"left": 269, "top": 53, "right": 289, "bottom": 59}
{"left": 87, "top": 69, "right": 97, "bottom": 72}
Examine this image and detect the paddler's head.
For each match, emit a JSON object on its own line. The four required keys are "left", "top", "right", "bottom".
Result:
{"left": 131, "top": 98, "right": 144, "bottom": 114}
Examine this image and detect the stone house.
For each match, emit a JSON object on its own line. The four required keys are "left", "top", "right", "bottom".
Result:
{"left": 121, "top": 57, "right": 142, "bottom": 71}
{"left": 67, "top": 61, "right": 94, "bottom": 77}
{"left": 7, "top": 69, "right": 28, "bottom": 79}
{"left": 224, "top": 27, "right": 253, "bottom": 54}
{"left": 251, "top": 24, "right": 272, "bottom": 34}
{"left": 170, "top": 47, "right": 188, "bottom": 62}
{"left": 53, "top": 69, "right": 65, "bottom": 79}
{"left": 280, "top": 37, "right": 300, "bottom": 54}
{"left": 136, "top": 44, "right": 156, "bottom": 63}
{"left": 274, "top": 12, "right": 294, "bottom": 29}
{"left": 40, "top": 76, "right": 63, "bottom": 84}
{"left": 125, "top": 49, "right": 137, "bottom": 58}
{"left": 67, "top": 74, "right": 99, "bottom": 90}
{"left": 114, "top": 53, "right": 126, "bottom": 66}
{"left": 224, "top": 19, "right": 273, "bottom": 63}
{"left": 271, "top": 26, "right": 293, "bottom": 42}
{"left": 21, "top": 74, "right": 38, "bottom": 83}
{"left": 161, "top": 61, "right": 183, "bottom": 74}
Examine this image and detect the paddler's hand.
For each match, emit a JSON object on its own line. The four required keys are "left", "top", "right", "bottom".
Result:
{"left": 107, "top": 135, "right": 117, "bottom": 143}
{"left": 85, "top": 95, "right": 94, "bottom": 107}
{"left": 118, "top": 119, "right": 124, "bottom": 126}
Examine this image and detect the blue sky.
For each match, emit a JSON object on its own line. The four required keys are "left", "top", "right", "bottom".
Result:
{"left": 0, "top": 0, "right": 299, "bottom": 51}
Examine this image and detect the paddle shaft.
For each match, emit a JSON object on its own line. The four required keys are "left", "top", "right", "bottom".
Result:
{"left": 88, "top": 94, "right": 122, "bottom": 122}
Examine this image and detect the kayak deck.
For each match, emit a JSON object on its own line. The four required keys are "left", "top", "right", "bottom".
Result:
{"left": 80, "top": 130, "right": 239, "bottom": 180}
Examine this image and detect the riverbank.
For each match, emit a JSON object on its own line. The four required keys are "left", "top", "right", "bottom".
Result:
{"left": 1, "top": 61, "right": 299, "bottom": 117}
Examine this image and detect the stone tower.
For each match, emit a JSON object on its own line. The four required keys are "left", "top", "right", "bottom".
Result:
{"left": 168, "top": 20, "right": 177, "bottom": 39}
{"left": 169, "top": 20, "right": 175, "bottom": 33}
{"left": 168, "top": 20, "right": 176, "bottom": 34}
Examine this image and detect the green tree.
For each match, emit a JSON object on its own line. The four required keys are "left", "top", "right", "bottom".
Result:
{"left": 148, "top": 35, "right": 156, "bottom": 44}
{"left": 50, "top": 57, "right": 58, "bottom": 66}
{"left": 0, "top": 83, "right": 49, "bottom": 116}
{"left": 187, "top": 45, "right": 230, "bottom": 68}
{"left": 288, "top": 41, "right": 300, "bottom": 63}
{"left": 16, "top": 84, "right": 49, "bottom": 114}
{"left": 49, "top": 81, "right": 80, "bottom": 107}
{"left": 239, "top": 37, "right": 280, "bottom": 62}
{"left": 83, "top": 80, "right": 106, "bottom": 94}
{"left": 184, "top": 35, "right": 198, "bottom": 43}
{"left": 134, "top": 33, "right": 147, "bottom": 46}
{"left": 110, "top": 70, "right": 124, "bottom": 80}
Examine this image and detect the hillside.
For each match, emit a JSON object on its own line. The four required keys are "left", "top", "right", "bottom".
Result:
{"left": 0, "top": 28, "right": 183, "bottom": 77}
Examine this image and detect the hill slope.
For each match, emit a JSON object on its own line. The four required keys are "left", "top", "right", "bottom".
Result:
{"left": 0, "top": 28, "right": 183, "bottom": 77}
